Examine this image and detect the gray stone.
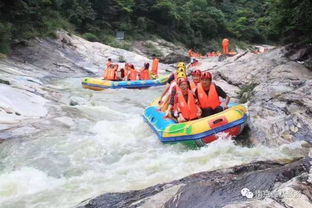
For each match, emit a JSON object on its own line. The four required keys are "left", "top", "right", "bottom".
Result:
{"left": 77, "top": 158, "right": 312, "bottom": 208}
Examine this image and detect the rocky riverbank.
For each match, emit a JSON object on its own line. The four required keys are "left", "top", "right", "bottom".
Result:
{"left": 79, "top": 157, "right": 312, "bottom": 208}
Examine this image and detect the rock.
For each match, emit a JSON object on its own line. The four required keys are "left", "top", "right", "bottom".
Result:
{"left": 77, "top": 158, "right": 312, "bottom": 208}
{"left": 211, "top": 47, "right": 312, "bottom": 145}
{"left": 0, "top": 79, "right": 10, "bottom": 85}
{"left": 160, "top": 52, "right": 190, "bottom": 64}
{"left": 10, "top": 30, "right": 174, "bottom": 78}
{"left": 218, "top": 54, "right": 227, "bottom": 62}
{"left": 304, "top": 59, "right": 312, "bottom": 70}
{"left": 0, "top": 84, "right": 47, "bottom": 118}
{"left": 132, "top": 39, "right": 187, "bottom": 61}
{"left": 54, "top": 116, "right": 75, "bottom": 128}
{"left": 0, "top": 126, "right": 40, "bottom": 139}
{"left": 69, "top": 96, "right": 88, "bottom": 106}
{"left": 248, "top": 80, "right": 312, "bottom": 145}
{"left": 70, "top": 100, "right": 79, "bottom": 106}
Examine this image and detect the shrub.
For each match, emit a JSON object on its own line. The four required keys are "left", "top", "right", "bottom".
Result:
{"left": 0, "top": 22, "right": 12, "bottom": 54}
{"left": 82, "top": 33, "right": 98, "bottom": 42}
{"left": 238, "top": 83, "right": 258, "bottom": 103}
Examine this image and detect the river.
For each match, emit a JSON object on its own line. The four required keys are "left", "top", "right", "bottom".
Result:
{"left": 0, "top": 78, "right": 309, "bottom": 208}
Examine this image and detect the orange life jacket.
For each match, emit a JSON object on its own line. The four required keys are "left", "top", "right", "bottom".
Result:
{"left": 106, "top": 65, "right": 118, "bottom": 80}
{"left": 106, "top": 61, "right": 112, "bottom": 68}
{"left": 222, "top": 39, "right": 229, "bottom": 46}
{"left": 124, "top": 64, "right": 130, "bottom": 78}
{"left": 175, "top": 86, "right": 198, "bottom": 121}
{"left": 140, "top": 68, "right": 150, "bottom": 80}
{"left": 103, "top": 67, "right": 109, "bottom": 79}
{"left": 189, "top": 81, "right": 198, "bottom": 93}
{"left": 151, "top": 58, "right": 159, "bottom": 76}
{"left": 128, "top": 68, "right": 138, "bottom": 80}
{"left": 197, "top": 82, "right": 221, "bottom": 110}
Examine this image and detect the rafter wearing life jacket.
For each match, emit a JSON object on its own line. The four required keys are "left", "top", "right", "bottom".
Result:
{"left": 106, "top": 59, "right": 112, "bottom": 68}
{"left": 151, "top": 55, "right": 159, "bottom": 79}
{"left": 124, "top": 63, "right": 131, "bottom": 79}
{"left": 127, "top": 65, "right": 138, "bottom": 81}
{"left": 197, "top": 72, "right": 221, "bottom": 110}
{"left": 222, "top": 38, "right": 229, "bottom": 55}
{"left": 190, "top": 69, "right": 201, "bottom": 92}
{"left": 174, "top": 78, "right": 199, "bottom": 121}
{"left": 103, "top": 59, "right": 113, "bottom": 79}
{"left": 140, "top": 63, "right": 150, "bottom": 80}
{"left": 106, "top": 64, "right": 118, "bottom": 81}
{"left": 158, "top": 71, "right": 186, "bottom": 112}
{"left": 197, "top": 82, "right": 221, "bottom": 110}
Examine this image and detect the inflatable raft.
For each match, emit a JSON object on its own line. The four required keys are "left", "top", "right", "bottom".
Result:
{"left": 82, "top": 76, "right": 168, "bottom": 91}
{"left": 143, "top": 101, "right": 248, "bottom": 147}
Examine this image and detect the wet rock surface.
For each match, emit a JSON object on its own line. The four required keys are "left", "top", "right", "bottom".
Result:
{"left": 78, "top": 158, "right": 312, "bottom": 208}
{"left": 202, "top": 47, "right": 312, "bottom": 145}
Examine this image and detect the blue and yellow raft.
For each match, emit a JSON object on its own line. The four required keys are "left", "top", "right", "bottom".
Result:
{"left": 82, "top": 76, "right": 168, "bottom": 91}
{"left": 143, "top": 100, "right": 248, "bottom": 147}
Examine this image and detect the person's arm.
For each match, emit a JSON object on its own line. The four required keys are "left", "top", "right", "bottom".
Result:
{"left": 165, "top": 87, "right": 176, "bottom": 114}
{"left": 216, "top": 86, "right": 230, "bottom": 109}
{"left": 224, "top": 96, "right": 230, "bottom": 109}
{"left": 165, "top": 88, "right": 177, "bottom": 118}
{"left": 167, "top": 74, "right": 174, "bottom": 84}
{"left": 177, "top": 112, "right": 186, "bottom": 123}
{"left": 159, "top": 84, "right": 170, "bottom": 104}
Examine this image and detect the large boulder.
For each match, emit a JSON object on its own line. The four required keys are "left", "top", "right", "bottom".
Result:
{"left": 78, "top": 158, "right": 312, "bottom": 208}
{"left": 160, "top": 52, "right": 190, "bottom": 64}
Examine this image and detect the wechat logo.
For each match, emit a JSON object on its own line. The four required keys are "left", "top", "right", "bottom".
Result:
{"left": 241, "top": 188, "right": 254, "bottom": 199}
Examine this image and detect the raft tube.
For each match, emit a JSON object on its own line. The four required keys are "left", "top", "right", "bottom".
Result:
{"left": 143, "top": 102, "right": 248, "bottom": 147}
{"left": 82, "top": 76, "right": 168, "bottom": 91}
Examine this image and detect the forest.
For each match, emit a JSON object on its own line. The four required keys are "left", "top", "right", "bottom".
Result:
{"left": 0, "top": 0, "right": 311, "bottom": 54}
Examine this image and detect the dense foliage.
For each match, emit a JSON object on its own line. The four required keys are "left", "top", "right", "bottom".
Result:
{"left": 0, "top": 0, "right": 311, "bottom": 54}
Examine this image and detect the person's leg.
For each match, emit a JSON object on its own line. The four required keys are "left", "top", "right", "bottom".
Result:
{"left": 202, "top": 106, "right": 223, "bottom": 117}
{"left": 201, "top": 108, "right": 214, "bottom": 117}
{"left": 214, "top": 106, "right": 224, "bottom": 114}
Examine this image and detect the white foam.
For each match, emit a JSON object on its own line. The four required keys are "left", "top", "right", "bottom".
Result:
{"left": 0, "top": 167, "right": 64, "bottom": 203}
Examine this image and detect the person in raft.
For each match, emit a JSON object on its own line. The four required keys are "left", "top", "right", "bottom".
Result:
{"left": 172, "top": 77, "right": 202, "bottom": 122}
{"left": 104, "top": 64, "right": 118, "bottom": 81}
{"left": 163, "top": 62, "right": 186, "bottom": 86}
{"left": 125, "top": 64, "right": 138, "bottom": 81}
{"left": 103, "top": 58, "right": 113, "bottom": 79}
{"left": 189, "top": 69, "right": 201, "bottom": 93}
{"left": 158, "top": 66, "right": 185, "bottom": 105}
{"left": 139, "top": 63, "right": 150, "bottom": 80}
{"left": 116, "top": 68, "right": 125, "bottom": 81}
{"left": 151, "top": 54, "right": 159, "bottom": 79}
{"left": 164, "top": 72, "right": 191, "bottom": 118}
{"left": 106, "top": 58, "right": 112, "bottom": 68}
{"left": 194, "top": 72, "right": 230, "bottom": 117}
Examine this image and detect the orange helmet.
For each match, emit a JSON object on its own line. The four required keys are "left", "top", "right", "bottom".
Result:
{"left": 191, "top": 69, "right": 202, "bottom": 76}
{"left": 201, "top": 72, "right": 212, "bottom": 80}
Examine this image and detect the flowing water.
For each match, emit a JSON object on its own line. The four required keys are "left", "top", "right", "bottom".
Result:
{"left": 0, "top": 78, "right": 309, "bottom": 208}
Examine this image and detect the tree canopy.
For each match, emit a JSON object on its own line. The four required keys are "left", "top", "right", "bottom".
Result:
{"left": 0, "top": 0, "right": 311, "bottom": 54}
